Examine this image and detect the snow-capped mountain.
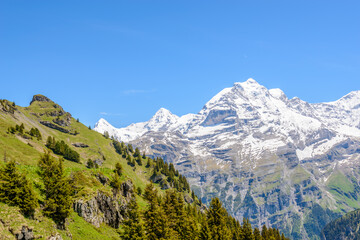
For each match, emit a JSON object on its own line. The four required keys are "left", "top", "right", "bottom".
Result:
{"left": 95, "top": 79, "right": 360, "bottom": 239}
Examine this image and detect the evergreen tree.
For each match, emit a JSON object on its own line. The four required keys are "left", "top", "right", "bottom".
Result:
{"left": 261, "top": 225, "right": 269, "bottom": 240}
{"left": 162, "top": 190, "right": 198, "bottom": 239}
{"left": 120, "top": 197, "right": 145, "bottom": 240}
{"left": 253, "top": 227, "right": 262, "bottom": 240}
{"left": 114, "top": 162, "right": 122, "bottom": 176}
{"left": 0, "top": 160, "right": 38, "bottom": 217}
{"left": 207, "top": 197, "right": 231, "bottom": 240}
{"left": 242, "top": 218, "right": 255, "bottom": 240}
{"left": 38, "top": 152, "right": 72, "bottom": 228}
{"left": 110, "top": 172, "right": 122, "bottom": 196}
{"left": 200, "top": 221, "right": 213, "bottom": 240}
{"left": 143, "top": 183, "right": 171, "bottom": 240}
{"left": 103, "top": 131, "right": 109, "bottom": 139}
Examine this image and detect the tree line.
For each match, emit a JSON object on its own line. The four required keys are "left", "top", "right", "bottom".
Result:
{"left": 46, "top": 136, "right": 80, "bottom": 163}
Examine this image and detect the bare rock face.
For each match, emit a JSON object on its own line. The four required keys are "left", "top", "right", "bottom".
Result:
{"left": 72, "top": 143, "right": 89, "bottom": 148}
{"left": 30, "top": 94, "right": 52, "bottom": 105}
{"left": 15, "top": 226, "right": 34, "bottom": 240}
{"left": 73, "top": 180, "right": 134, "bottom": 228}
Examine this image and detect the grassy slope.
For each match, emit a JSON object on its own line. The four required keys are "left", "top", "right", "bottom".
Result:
{"left": 0, "top": 98, "right": 176, "bottom": 239}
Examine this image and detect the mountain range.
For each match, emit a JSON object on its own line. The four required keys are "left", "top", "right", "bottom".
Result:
{"left": 95, "top": 79, "right": 360, "bottom": 239}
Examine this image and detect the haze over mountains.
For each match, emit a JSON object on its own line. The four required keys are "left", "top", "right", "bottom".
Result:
{"left": 95, "top": 79, "right": 360, "bottom": 239}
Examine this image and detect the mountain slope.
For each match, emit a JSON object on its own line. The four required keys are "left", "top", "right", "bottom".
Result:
{"left": 0, "top": 94, "right": 288, "bottom": 240}
{"left": 0, "top": 95, "right": 199, "bottom": 239}
{"left": 95, "top": 79, "right": 360, "bottom": 239}
{"left": 321, "top": 208, "right": 360, "bottom": 240}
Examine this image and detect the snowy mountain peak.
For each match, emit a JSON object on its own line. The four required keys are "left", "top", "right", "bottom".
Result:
{"left": 94, "top": 118, "right": 111, "bottom": 129}
{"left": 149, "top": 108, "right": 178, "bottom": 123}
{"left": 269, "top": 88, "right": 287, "bottom": 101}
{"left": 145, "top": 108, "right": 179, "bottom": 132}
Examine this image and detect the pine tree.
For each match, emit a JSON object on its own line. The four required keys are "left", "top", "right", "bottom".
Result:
{"left": 200, "top": 221, "right": 213, "bottom": 240}
{"left": 243, "top": 218, "right": 255, "bottom": 240}
{"left": 143, "top": 183, "right": 171, "bottom": 240}
{"left": 0, "top": 160, "right": 38, "bottom": 217}
{"left": 114, "top": 162, "right": 123, "bottom": 176}
{"left": 207, "top": 197, "right": 231, "bottom": 240}
{"left": 253, "top": 227, "right": 262, "bottom": 240}
{"left": 120, "top": 197, "right": 145, "bottom": 240}
{"left": 261, "top": 225, "right": 269, "bottom": 240}
{"left": 162, "top": 190, "right": 198, "bottom": 239}
{"left": 38, "top": 152, "right": 72, "bottom": 228}
{"left": 110, "top": 172, "right": 122, "bottom": 196}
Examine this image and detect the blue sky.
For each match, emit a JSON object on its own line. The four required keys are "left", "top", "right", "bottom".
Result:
{"left": 1, "top": 1, "right": 359, "bottom": 128}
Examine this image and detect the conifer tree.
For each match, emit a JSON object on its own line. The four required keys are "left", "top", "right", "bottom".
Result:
{"left": 114, "top": 162, "right": 122, "bottom": 176}
{"left": 261, "top": 225, "right": 269, "bottom": 240}
{"left": 162, "top": 190, "right": 198, "bottom": 239}
{"left": 200, "top": 221, "right": 213, "bottom": 240}
{"left": 143, "top": 183, "right": 171, "bottom": 240}
{"left": 207, "top": 197, "right": 231, "bottom": 240}
{"left": 120, "top": 197, "right": 145, "bottom": 240}
{"left": 38, "top": 152, "right": 72, "bottom": 228}
{"left": 110, "top": 172, "right": 122, "bottom": 196}
{"left": 253, "top": 227, "right": 262, "bottom": 240}
{"left": 0, "top": 160, "right": 38, "bottom": 217}
{"left": 243, "top": 218, "right": 255, "bottom": 240}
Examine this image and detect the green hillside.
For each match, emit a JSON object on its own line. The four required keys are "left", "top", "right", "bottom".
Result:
{"left": 321, "top": 209, "right": 360, "bottom": 240}
{"left": 0, "top": 95, "right": 288, "bottom": 239}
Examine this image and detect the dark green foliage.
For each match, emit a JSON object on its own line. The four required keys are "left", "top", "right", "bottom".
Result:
{"left": 143, "top": 183, "right": 171, "bottom": 240}
{"left": 46, "top": 136, "right": 80, "bottom": 163}
{"left": 120, "top": 197, "right": 145, "bottom": 240}
{"left": 28, "top": 127, "right": 42, "bottom": 140}
{"left": 322, "top": 208, "right": 360, "bottom": 240}
{"left": 103, "top": 131, "right": 109, "bottom": 139}
{"left": 242, "top": 218, "right": 255, "bottom": 240}
{"left": 128, "top": 144, "right": 133, "bottom": 153}
{"left": 0, "top": 161, "right": 38, "bottom": 217}
{"left": 162, "top": 189, "right": 198, "bottom": 239}
{"left": 207, "top": 197, "right": 232, "bottom": 240}
{"left": 134, "top": 147, "right": 141, "bottom": 158}
{"left": 303, "top": 203, "right": 339, "bottom": 239}
{"left": 137, "top": 186, "right": 142, "bottom": 196}
{"left": 86, "top": 159, "right": 98, "bottom": 169}
{"left": 136, "top": 156, "right": 143, "bottom": 166}
{"left": 110, "top": 173, "right": 122, "bottom": 195}
{"left": 200, "top": 221, "right": 213, "bottom": 240}
{"left": 38, "top": 152, "right": 73, "bottom": 228}
{"left": 86, "top": 159, "right": 94, "bottom": 168}
{"left": 253, "top": 228, "right": 261, "bottom": 240}
{"left": 114, "top": 162, "right": 123, "bottom": 176}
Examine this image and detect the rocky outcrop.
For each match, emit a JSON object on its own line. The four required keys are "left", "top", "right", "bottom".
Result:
{"left": 73, "top": 180, "right": 134, "bottom": 228}
{"left": 72, "top": 143, "right": 89, "bottom": 148}
{"left": 14, "top": 226, "right": 34, "bottom": 240}
{"left": 40, "top": 121, "right": 70, "bottom": 134}
{"left": 53, "top": 113, "right": 72, "bottom": 127}
{"left": 30, "top": 94, "right": 52, "bottom": 105}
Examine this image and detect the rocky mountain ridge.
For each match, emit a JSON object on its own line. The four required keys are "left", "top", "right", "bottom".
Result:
{"left": 95, "top": 79, "right": 360, "bottom": 239}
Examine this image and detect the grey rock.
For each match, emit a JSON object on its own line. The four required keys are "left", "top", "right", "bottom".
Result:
{"left": 47, "top": 234, "right": 62, "bottom": 240}
{"left": 72, "top": 142, "right": 89, "bottom": 148}
{"left": 73, "top": 180, "right": 134, "bottom": 228}
{"left": 30, "top": 94, "right": 52, "bottom": 105}
{"left": 15, "top": 226, "right": 34, "bottom": 240}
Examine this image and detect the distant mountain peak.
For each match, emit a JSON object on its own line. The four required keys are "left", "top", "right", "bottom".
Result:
{"left": 147, "top": 107, "right": 179, "bottom": 131}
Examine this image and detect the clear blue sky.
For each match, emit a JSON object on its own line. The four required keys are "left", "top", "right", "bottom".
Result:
{"left": 1, "top": 1, "right": 359, "bottom": 128}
